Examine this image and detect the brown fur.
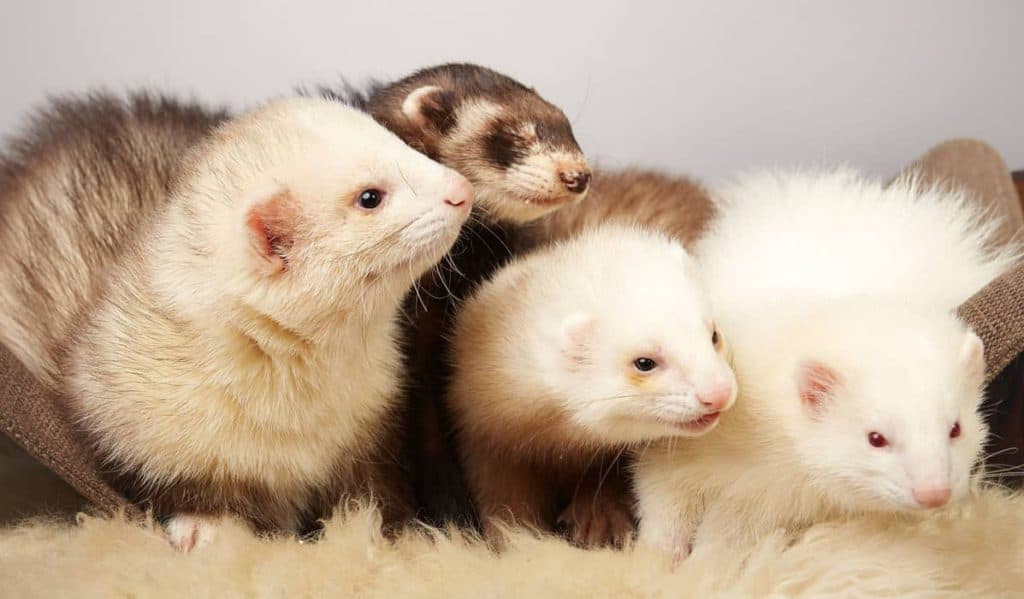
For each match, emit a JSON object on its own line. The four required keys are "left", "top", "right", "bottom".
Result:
{"left": 517, "top": 167, "right": 716, "bottom": 250}
{"left": 459, "top": 437, "right": 634, "bottom": 547}
{"left": 0, "top": 93, "right": 227, "bottom": 387}
{"left": 328, "top": 64, "right": 590, "bottom": 527}
{"left": 108, "top": 452, "right": 408, "bottom": 534}
{"left": 355, "top": 63, "right": 583, "bottom": 168}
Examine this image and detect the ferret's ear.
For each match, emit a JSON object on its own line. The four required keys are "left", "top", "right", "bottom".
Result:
{"left": 401, "top": 85, "right": 456, "bottom": 132}
{"left": 797, "top": 360, "right": 842, "bottom": 418}
{"left": 560, "top": 312, "right": 597, "bottom": 367}
{"left": 959, "top": 330, "right": 986, "bottom": 388}
{"left": 245, "top": 188, "right": 298, "bottom": 276}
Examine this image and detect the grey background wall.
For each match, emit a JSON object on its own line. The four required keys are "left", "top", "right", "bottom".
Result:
{"left": 1, "top": 0, "right": 1021, "bottom": 182}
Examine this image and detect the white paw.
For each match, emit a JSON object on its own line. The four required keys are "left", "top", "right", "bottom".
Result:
{"left": 639, "top": 527, "right": 692, "bottom": 565}
{"left": 165, "top": 514, "right": 217, "bottom": 553}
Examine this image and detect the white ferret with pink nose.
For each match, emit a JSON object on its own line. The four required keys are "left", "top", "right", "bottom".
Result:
{"left": 634, "top": 169, "right": 1020, "bottom": 558}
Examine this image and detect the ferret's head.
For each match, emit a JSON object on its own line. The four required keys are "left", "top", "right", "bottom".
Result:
{"left": 545, "top": 227, "right": 737, "bottom": 444}
{"left": 366, "top": 63, "right": 590, "bottom": 223}
{"left": 755, "top": 300, "right": 988, "bottom": 513}
{"left": 165, "top": 97, "right": 472, "bottom": 328}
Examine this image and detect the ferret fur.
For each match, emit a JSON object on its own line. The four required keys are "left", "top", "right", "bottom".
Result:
{"left": 519, "top": 168, "right": 716, "bottom": 250}
{"left": 6, "top": 97, "right": 473, "bottom": 534}
{"left": 0, "top": 93, "right": 228, "bottom": 388}
{"left": 634, "top": 169, "right": 1020, "bottom": 557}
{"left": 0, "top": 64, "right": 591, "bottom": 530}
{"left": 337, "top": 64, "right": 593, "bottom": 526}
{"left": 333, "top": 63, "right": 591, "bottom": 224}
{"left": 448, "top": 224, "right": 736, "bottom": 544}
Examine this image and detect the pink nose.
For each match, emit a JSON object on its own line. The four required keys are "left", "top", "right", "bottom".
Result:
{"left": 444, "top": 174, "right": 475, "bottom": 208}
{"left": 912, "top": 486, "right": 951, "bottom": 509}
{"left": 696, "top": 382, "right": 733, "bottom": 412}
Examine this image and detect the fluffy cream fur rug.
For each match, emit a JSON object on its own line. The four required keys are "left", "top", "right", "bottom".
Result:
{"left": 1, "top": 488, "right": 1023, "bottom": 597}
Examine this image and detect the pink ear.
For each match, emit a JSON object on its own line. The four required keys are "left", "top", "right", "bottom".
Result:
{"left": 959, "top": 330, "right": 985, "bottom": 387}
{"left": 560, "top": 312, "right": 597, "bottom": 368}
{"left": 245, "top": 189, "right": 297, "bottom": 275}
{"left": 797, "top": 360, "right": 842, "bottom": 417}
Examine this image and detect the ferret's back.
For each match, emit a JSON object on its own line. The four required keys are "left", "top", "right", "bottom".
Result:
{"left": 698, "top": 169, "right": 1018, "bottom": 314}
{"left": 0, "top": 92, "right": 225, "bottom": 385}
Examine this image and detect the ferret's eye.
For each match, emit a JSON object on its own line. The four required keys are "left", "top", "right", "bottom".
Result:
{"left": 356, "top": 189, "right": 383, "bottom": 210}
{"left": 867, "top": 431, "right": 889, "bottom": 448}
{"left": 711, "top": 328, "right": 720, "bottom": 347}
{"left": 633, "top": 357, "right": 658, "bottom": 372}
{"left": 950, "top": 421, "right": 961, "bottom": 439}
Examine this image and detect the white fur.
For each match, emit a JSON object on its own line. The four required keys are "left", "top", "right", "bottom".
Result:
{"left": 63, "top": 97, "right": 472, "bottom": 530}
{"left": 449, "top": 224, "right": 737, "bottom": 452}
{"left": 165, "top": 515, "right": 218, "bottom": 553}
{"left": 7, "top": 488, "right": 1024, "bottom": 597}
{"left": 635, "top": 168, "right": 1019, "bottom": 556}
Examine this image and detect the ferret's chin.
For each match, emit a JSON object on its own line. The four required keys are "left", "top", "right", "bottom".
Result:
{"left": 659, "top": 411, "right": 723, "bottom": 437}
{"left": 395, "top": 221, "right": 464, "bottom": 270}
{"left": 610, "top": 412, "right": 722, "bottom": 442}
{"left": 480, "top": 187, "right": 578, "bottom": 223}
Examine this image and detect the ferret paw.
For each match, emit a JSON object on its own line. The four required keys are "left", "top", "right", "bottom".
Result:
{"left": 556, "top": 496, "right": 636, "bottom": 548}
{"left": 165, "top": 514, "right": 217, "bottom": 553}
{"left": 638, "top": 527, "right": 692, "bottom": 565}
{"left": 670, "top": 540, "right": 693, "bottom": 564}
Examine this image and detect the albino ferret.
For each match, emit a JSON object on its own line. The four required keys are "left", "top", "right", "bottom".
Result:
{"left": 447, "top": 224, "right": 736, "bottom": 545}
{"left": 634, "top": 169, "right": 1019, "bottom": 558}
{"left": 2, "top": 97, "right": 473, "bottom": 549}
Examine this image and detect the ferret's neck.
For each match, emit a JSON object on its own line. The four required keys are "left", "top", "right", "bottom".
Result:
{"left": 223, "top": 287, "right": 398, "bottom": 360}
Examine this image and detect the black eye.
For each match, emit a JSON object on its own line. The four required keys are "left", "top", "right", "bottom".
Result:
{"left": 357, "top": 189, "right": 383, "bottom": 210}
{"left": 633, "top": 357, "right": 657, "bottom": 372}
{"left": 712, "top": 328, "right": 720, "bottom": 347}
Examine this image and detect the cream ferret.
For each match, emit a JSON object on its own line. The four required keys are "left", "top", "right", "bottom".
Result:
{"left": 447, "top": 224, "right": 737, "bottom": 546}
{"left": 9, "top": 97, "right": 473, "bottom": 549}
{"left": 634, "top": 169, "right": 1020, "bottom": 559}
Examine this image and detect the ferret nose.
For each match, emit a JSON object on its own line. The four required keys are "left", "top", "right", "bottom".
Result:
{"left": 912, "top": 486, "right": 951, "bottom": 508}
{"left": 696, "top": 382, "right": 733, "bottom": 412}
{"left": 444, "top": 174, "right": 475, "bottom": 208}
{"left": 559, "top": 170, "right": 591, "bottom": 194}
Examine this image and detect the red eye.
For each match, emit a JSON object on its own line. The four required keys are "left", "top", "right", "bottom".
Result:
{"left": 950, "top": 421, "right": 961, "bottom": 439}
{"left": 867, "top": 431, "right": 888, "bottom": 448}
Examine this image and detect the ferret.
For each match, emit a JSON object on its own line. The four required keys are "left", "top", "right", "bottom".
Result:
{"left": 447, "top": 224, "right": 737, "bottom": 546}
{"left": 325, "top": 64, "right": 593, "bottom": 526}
{"left": 634, "top": 169, "right": 1019, "bottom": 559}
{"left": 1, "top": 97, "right": 473, "bottom": 550}
{"left": 0, "top": 64, "right": 593, "bottom": 529}
{"left": 0, "top": 65, "right": 593, "bottom": 528}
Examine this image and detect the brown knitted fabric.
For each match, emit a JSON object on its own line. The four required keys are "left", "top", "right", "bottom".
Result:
{"left": 958, "top": 264, "right": 1024, "bottom": 384}
{"left": 900, "top": 138, "right": 1024, "bottom": 250}
{"left": 0, "top": 344, "right": 128, "bottom": 515}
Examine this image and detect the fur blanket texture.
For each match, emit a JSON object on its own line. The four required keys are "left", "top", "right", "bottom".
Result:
{"left": 2, "top": 487, "right": 1023, "bottom": 598}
